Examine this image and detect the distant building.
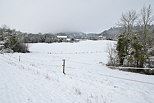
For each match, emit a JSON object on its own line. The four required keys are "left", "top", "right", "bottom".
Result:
{"left": 0, "top": 41, "right": 5, "bottom": 50}
{"left": 148, "top": 56, "right": 154, "bottom": 68}
{"left": 98, "top": 36, "right": 106, "bottom": 40}
{"left": 57, "top": 36, "right": 68, "bottom": 42}
{"left": 0, "top": 45, "right": 4, "bottom": 50}
{"left": 0, "top": 41, "right": 5, "bottom": 45}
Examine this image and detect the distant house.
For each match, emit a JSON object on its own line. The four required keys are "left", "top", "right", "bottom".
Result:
{"left": 0, "top": 41, "right": 5, "bottom": 50}
{"left": 0, "top": 45, "right": 4, "bottom": 50}
{"left": 98, "top": 36, "right": 106, "bottom": 40}
{"left": 57, "top": 36, "right": 68, "bottom": 42}
{"left": 148, "top": 56, "right": 154, "bottom": 68}
{"left": 66, "top": 38, "right": 71, "bottom": 42}
{"left": 0, "top": 41, "right": 5, "bottom": 45}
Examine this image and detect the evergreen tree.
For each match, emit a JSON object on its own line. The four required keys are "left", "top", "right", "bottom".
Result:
{"left": 130, "top": 35, "right": 146, "bottom": 67}
{"left": 116, "top": 34, "right": 128, "bottom": 65}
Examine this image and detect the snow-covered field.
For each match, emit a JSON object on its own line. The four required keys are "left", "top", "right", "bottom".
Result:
{"left": 0, "top": 40, "right": 154, "bottom": 103}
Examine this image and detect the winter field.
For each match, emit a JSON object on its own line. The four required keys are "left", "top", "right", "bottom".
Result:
{"left": 0, "top": 40, "right": 154, "bottom": 103}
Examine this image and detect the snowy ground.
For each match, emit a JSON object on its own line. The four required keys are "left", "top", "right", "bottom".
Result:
{"left": 0, "top": 40, "right": 154, "bottom": 103}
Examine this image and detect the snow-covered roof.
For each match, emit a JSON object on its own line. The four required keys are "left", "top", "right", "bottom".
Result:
{"left": 149, "top": 56, "right": 154, "bottom": 59}
{"left": 57, "top": 36, "right": 67, "bottom": 38}
{"left": 66, "top": 38, "right": 71, "bottom": 41}
{"left": 98, "top": 36, "right": 104, "bottom": 37}
{"left": 0, "top": 41, "right": 5, "bottom": 45}
{"left": 0, "top": 45, "right": 4, "bottom": 47}
{"left": 98, "top": 36, "right": 106, "bottom": 38}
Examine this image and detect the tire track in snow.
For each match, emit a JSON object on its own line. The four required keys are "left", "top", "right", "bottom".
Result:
{"left": 0, "top": 54, "right": 75, "bottom": 103}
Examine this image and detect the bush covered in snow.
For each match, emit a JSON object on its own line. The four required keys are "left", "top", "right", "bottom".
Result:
{"left": 0, "top": 25, "right": 29, "bottom": 53}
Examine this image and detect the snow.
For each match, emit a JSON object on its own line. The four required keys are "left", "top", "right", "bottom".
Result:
{"left": 57, "top": 36, "right": 67, "bottom": 38}
{"left": 0, "top": 40, "right": 154, "bottom": 103}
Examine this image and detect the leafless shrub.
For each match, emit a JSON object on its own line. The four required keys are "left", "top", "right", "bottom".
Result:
{"left": 106, "top": 43, "right": 119, "bottom": 66}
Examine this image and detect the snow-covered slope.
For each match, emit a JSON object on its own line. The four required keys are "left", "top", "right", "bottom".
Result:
{"left": 0, "top": 40, "right": 154, "bottom": 103}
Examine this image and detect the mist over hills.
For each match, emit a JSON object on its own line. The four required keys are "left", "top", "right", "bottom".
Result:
{"left": 0, "top": 24, "right": 154, "bottom": 43}
{"left": 58, "top": 24, "right": 154, "bottom": 40}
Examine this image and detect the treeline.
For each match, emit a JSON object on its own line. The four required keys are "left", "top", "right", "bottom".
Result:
{"left": 0, "top": 28, "right": 79, "bottom": 44}
{"left": 0, "top": 26, "right": 88, "bottom": 53}
{"left": 0, "top": 26, "right": 29, "bottom": 53}
{"left": 19, "top": 32, "right": 97, "bottom": 43}
{"left": 19, "top": 33, "right": 58, "bottom": 43}
{"left": 18, "top": 32, "right": 88, "bottom": 43}
{"left": 107, "top": 5, "right": 154, "bottom": 68}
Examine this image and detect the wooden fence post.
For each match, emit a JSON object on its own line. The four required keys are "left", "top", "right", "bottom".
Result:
{"left": 19, "top": 56, "right": 20, "bottom": 62}
{"left": 62, "top": 59, "right": 65, "bottom": 74}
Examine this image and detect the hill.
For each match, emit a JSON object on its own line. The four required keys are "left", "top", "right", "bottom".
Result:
{"left": 98, "top": 25, "right": 154, "bottom": 40}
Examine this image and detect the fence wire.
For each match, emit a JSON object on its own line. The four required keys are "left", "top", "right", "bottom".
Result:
{"left": 1, "top": 53, "right": 154, "bottom": 86}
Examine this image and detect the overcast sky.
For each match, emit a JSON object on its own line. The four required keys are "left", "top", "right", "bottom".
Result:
{"left": 0, "top": 0, "right": 153, "bottom": 33}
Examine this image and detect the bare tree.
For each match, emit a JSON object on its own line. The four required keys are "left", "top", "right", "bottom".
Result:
{"left": 119, "top": 10, "right": 138, "bottom": 37}
{"left": 111, "top": 5, "right": 153, "bottom": 68}
{"left": 136, "top": 5, "right": 154, "bottom": 67}
{"left": 140, "top": 5, "right": 153, "bottom": 48}
{"left": 106, "top": 43, "right": 118, "bottom": 66}
{"left": 117, "top": 10, "right": 138, "bottom": 66}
